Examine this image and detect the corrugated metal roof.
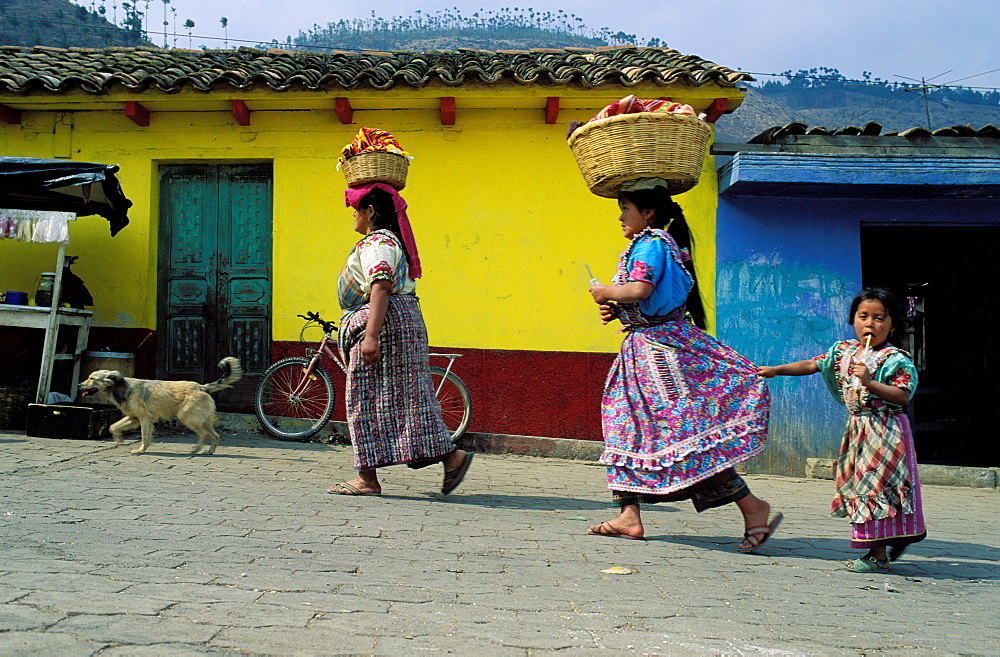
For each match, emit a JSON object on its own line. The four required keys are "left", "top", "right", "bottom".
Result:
{"left": 0, "top": 45, "right": 752, "bottom": 95}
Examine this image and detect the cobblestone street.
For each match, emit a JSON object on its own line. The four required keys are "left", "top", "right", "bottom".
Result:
{"left": 1, "top": 430, "right": 997, "bottom": 655}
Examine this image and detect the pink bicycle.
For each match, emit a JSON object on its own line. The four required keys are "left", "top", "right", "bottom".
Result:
{"left": 254, "top": 312, "right": 472, "bottom": 441}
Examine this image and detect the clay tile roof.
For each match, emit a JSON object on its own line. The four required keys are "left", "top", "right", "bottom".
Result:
{"left": 0, "top": 45, "right": 752, "bottom": 95}
{"left": 750, "top": 122, "right": 1000, "bottom": 144}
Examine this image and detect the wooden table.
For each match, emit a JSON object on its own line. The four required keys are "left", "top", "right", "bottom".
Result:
{"left": 0, "top": 303, "right": 93, "bottom": 403}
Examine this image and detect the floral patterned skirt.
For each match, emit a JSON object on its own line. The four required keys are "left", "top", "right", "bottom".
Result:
{"left": 601, "top": 321, "right": 770, "bottom": 495}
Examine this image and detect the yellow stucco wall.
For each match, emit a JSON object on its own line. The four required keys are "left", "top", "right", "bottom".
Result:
{"left": 0, "top": 92, "right": 720, "bottom": 354}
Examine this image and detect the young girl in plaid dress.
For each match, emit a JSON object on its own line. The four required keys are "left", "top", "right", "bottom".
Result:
{"left": 759, "top": 287, "right": 925, "bottom": 573}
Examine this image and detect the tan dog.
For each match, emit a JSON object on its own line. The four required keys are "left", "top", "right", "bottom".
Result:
{"left": 78, "top": 357, "right": 243, "bottom": 455}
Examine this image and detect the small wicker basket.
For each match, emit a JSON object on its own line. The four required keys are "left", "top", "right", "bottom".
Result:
{"left": 342, "top": 151, "right": 409, "bottom": 190}
{"left": 567, "top": 112, "right": 711, "bottom": 198}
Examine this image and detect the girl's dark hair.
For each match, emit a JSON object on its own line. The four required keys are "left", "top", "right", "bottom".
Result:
{"left": 848, "top": 287, "right": 906, "bottom": 339}
{"left": 619, "top": 187, "right": 705, "bottom": 328}
{"left": 358, "top": 187, "right": 412, "bottom": 267}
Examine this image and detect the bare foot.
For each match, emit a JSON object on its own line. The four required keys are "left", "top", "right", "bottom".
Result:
{"left": 328, "top": 475, "right": 381, "bottom": 496}
{"left": 587, "top": 520, "right": 644, "bottom": 540}
{"left": 588, "top": 505, "right": 643, "bottom": 539}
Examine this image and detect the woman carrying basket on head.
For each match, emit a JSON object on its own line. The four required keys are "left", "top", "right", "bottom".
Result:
{"left": 328, "top": 128, "right": 472, "bottom": 497}
{"left": 586, "top": 182, "right": 780, "bottom": 551}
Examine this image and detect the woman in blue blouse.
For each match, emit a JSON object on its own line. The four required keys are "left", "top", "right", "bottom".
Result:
{"left": 586, "top": 184, "right": 779, "bottom": 551}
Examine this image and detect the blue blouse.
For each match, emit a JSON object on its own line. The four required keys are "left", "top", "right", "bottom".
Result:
{"left": 620, "top": 230, "right": 692, "bottom": 317}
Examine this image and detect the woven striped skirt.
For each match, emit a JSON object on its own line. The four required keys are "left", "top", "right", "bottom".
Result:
{"left": 601, "top": 320, "right": 770, "bottom": 495}
{"left": 340, "top": 294, "right": 454, "bottom": 470}
{"left": 850, "top": 413, "right": 927, "bottom": 549}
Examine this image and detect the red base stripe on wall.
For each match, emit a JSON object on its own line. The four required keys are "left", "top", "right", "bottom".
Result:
{"left": 272, "top": 341, "right": 614, "bottom": 441}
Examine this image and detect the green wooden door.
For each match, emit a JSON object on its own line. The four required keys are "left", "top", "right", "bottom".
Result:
{"left": 157, "top": 163, "right": 272, "bottom": 408}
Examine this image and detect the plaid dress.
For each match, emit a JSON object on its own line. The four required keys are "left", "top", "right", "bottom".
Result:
{"left": 337, "top": 230, "right": 453, "bottom": 470}
{"left": 814, "top": 341, "right": 926, "bottom": 549}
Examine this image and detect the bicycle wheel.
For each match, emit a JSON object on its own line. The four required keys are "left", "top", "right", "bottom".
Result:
{"left": 255, "top": 357, "right": 335, "bottom": 440}
{"left": 429, "top": 366, "right": 473, "bottom": 442}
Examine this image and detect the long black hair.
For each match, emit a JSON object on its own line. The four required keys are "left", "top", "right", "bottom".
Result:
{"left": 357, "top": 187, "right": 412, "bottom": 267}
{"left": 618, "top": 186, "right": 705, "bottom": 329}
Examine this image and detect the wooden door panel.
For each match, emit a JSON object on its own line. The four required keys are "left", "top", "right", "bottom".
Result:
{"left": 217, "top": 165, "right": 272, "bottom": 406}
{"left": 159, "top": 163, "right": 272, "bottom": 408}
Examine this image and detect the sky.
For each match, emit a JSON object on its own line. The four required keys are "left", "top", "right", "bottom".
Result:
{"left": 144, "top": 0, "right": 1000, "bottom": 90}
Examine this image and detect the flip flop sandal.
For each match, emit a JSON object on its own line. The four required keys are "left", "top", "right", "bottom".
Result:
{"left": 327, "top": 482, "right": 381, "bottom": 496}
{"left": 845, "top": 556, "right": 889, "bottom": 573}
{"left": 739, "top": 511, "right": 784, "bottom": 553}
{"left": 587, "top": 521, "right": 645, "bottom": 540}
{"left": 442, "top": 452, "right": 474, "bottom": 494}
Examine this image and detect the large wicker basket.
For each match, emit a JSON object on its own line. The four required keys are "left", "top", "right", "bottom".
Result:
{"left": 567, "top": 112, "right": 711, "bottom": 198}
{"left": 342, "top": 151, "right": 409, "bottom": 190}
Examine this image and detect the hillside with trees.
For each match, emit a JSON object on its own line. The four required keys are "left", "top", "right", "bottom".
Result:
{"left": 277, "top": 7, "right": 647, "bottom": 52}
{"left": 0, "top": 0, "right": 156, "bottom": 48}
{"left": 716, "top": 68, "right": 1000, "bottom": 142}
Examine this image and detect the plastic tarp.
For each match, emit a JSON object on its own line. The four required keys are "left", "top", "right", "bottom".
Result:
{"left": 0, "top": 157, "right": 131, "bottom": 236}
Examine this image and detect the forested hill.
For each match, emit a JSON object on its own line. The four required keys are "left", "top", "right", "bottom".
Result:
{"left": 716, "top": 68, "right": 1000, "bottom": 142}
{"left": 0, "top": 0, "right": 154, "bottom": 48}
{"left": 279, "top": 7, "right": 642, "bottom": 51}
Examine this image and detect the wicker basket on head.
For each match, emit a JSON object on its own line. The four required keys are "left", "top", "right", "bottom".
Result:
{"left": 567, "top": 111, "right": 711, "bottom": 198}
{"left": 342, "top": 151, "right": 409, "bottom": 190}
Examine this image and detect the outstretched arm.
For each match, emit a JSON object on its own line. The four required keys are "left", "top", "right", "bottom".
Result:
{"left": 758, "top": 360, "right": 820, "bottom": 378}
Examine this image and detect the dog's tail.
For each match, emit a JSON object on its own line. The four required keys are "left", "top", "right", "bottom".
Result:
{"left": 202, "top": 357, "right": 243, "bottom": 393}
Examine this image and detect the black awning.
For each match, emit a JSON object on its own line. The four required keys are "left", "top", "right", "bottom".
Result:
{"left": 0, "top": 157, "right": 132, "bottom": 236}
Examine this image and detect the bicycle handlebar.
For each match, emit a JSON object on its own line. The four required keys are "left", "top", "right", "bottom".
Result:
{"left": 297, "top": 312, "right": 338, "bottom": 335}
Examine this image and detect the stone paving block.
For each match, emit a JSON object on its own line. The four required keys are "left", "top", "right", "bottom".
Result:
{"left": 376, "top": 635, "right": 527, "bottom": 655}
{"left": 255, "top": 590, "right": 390, "bottom": 613}
{"left": 310, "top": 609, "right": 455, "bottom": 637}
{"left": 0, "top": 603, "right": 66, "bottom": 630}
{"left": 0, "top": 630, "right": 105, "bottom": 656}
{"left": 99, "top": 643, "right": 225, "bottom": 656}
{"left": 211, "top": 625, "right": 376, "bottom": 654}
{"left": 122, "top": 582, "right": 262, "bottom": 603}
{"left": 18, "top": 590, "right": 172, "bottom": 615}
{"left": 463, "top": 623, "right": 581, "bottom": 650}
{"left": 0, "top": 572, "right": 130, "bottom": 594}
{"left": 49, "top": 613, "right": 220, "bottom": 645}
{"left": 162, "top": 600, "right": 317, "bottom": 628}
{"left": 455, "top": 592, "right": 573, "bottom": 612}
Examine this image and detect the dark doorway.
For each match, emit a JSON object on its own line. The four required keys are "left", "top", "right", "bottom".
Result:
{"left": 862, "top": 225, "right": 998, "bottom": 467}
{"left": 157, "top": 163, "right": 273, "bottom": 410}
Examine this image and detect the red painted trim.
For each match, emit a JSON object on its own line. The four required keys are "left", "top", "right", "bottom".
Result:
{"left": 270, "top": 342, "right": 613, "bottom": 441}
{"left": 0, "top": 103, "right": 21, "bottom": 124}
{"left": 231, "top": 99, "right": 251, "bottom": 126}
{"left": 335, "top": 97, "right": 353, "bottom": 124}
{"left": 704, "top": 98, "right": 728, "bottom": 123}
{"left": 440, "top": 97, "right": 456, "bottom": 125}
{"left": 124, "top": 101, "right": 150, "bottom": 126}
{"left": 545, "top": 97, "right": 559, "bottom": 124}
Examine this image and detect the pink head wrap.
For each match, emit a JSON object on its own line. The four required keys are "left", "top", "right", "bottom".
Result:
{"left": 344, "top": 182, "right": 422, "bottom": 279}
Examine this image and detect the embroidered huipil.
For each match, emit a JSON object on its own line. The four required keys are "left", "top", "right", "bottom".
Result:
{"left": 338, "top": 229, "right": 415, "bottom": 313}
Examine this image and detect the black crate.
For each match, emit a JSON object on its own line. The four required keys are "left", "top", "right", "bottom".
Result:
{"left": 26, "top": 403, "right": 123, "bottom": 439}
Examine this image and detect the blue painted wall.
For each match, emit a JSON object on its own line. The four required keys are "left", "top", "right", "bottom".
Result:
{"left": 716, "top": 196, "right": 860, "bottom": 476}
{"left": 716, "top": 186, "right": 1000, "bottom": 476}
